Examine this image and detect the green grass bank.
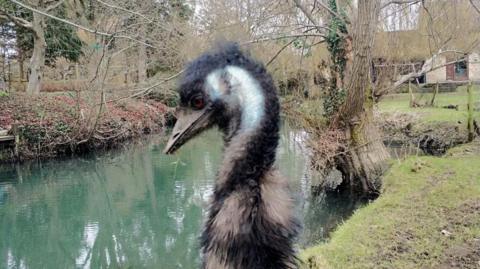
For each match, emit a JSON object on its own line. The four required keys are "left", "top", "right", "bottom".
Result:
{"left": 301, "top": 140, "right": 480, "bottom": 269}
{"left": 379, "top": 85, "right": 480, "bottom": 123}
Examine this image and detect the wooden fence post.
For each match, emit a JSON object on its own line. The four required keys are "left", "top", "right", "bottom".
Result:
{"left": 75, "top": 63, "right": 80, "bottom": 91}
{"left": 430, "top": 82, "right": 439, "bottom": 106}
{"left": 467, "top": 81, "right": 474, "bottom": 142}
{"left": 409, "top": 81, "right": 415, "bottom": 107}
{"left": 13, "top": 124, "right": 19, "bottom": 158}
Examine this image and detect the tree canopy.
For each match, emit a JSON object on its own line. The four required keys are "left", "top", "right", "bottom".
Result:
{"left": 0, "top": 0, "right": 84, "bottom": 65}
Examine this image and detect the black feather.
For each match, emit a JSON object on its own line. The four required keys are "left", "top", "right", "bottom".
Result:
{"left": 178, "top": 42, "right": 300, "bottom": 269}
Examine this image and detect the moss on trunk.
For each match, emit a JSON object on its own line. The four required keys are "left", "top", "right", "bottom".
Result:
{"left": 328, "top": 0, "right": 390, "bottom": 193}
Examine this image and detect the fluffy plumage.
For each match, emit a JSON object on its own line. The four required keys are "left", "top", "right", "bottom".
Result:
{"left": 171, "top": 43, "right": 300, "bottom": 269}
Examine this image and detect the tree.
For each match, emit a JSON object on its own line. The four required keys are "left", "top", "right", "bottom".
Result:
{"left": 0, "top": 0, "right": 83, "bottom": 94}
{"left": 292, "top": 0, "right": 480, "bottom": 194}
{"left": 15, "top": 6, "right": 83, "bottom": 64}
{"left": 94, "top": 0, "right": 192, "bottom": 82}
{"left": 335, "top": 0, "right": 390, "bottom": 193}
{"left": 293, "top": 0, "right": 390, "bottom": 194}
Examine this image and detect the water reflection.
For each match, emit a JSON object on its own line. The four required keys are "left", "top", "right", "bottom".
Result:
{"left": 0, "top": 124, "right": 361, "bottom": 269}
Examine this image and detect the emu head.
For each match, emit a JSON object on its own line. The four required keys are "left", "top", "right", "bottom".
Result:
{"left": 164, "top": 44, "right": 265, "bottom": 154}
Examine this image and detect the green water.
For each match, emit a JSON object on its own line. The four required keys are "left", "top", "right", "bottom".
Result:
{"left": 0, "top": 125, "right": 359, "bottom": 269}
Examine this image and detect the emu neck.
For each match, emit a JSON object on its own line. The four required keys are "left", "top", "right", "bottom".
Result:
{"left": 217, "top": 99, "right": 279, "bottom": 194}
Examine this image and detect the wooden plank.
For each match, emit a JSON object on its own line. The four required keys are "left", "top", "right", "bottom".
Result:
{"left": 0, "top": 136, "right": 15, "bottom": 142}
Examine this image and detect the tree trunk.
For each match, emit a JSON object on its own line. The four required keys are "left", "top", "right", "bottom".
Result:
{"left": 19, "top": 49, "right": 25, "bottom": 80}
{"left": 337, "top": 98, "right": 391, "bottom": 193}
{"left": 337, "top": 0, "right": 390, "bottom": 193}
{"left": 137, "top": 25, "right": 147, "bottom": 84}
{"left": 26, "top": 12, "right": 46, "bottom": 95}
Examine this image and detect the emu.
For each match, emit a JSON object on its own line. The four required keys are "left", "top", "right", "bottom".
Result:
{"left": 164, "top": 43, "right": 299, "bottom": 269}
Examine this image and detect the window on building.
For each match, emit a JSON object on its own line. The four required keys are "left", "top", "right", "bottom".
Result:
{"left": 455, "top": 59, "right": 468, "bottom": 78}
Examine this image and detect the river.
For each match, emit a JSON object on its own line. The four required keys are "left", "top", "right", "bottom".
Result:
{"left": 0, "top": 123, "right": 365, "bottom": 269}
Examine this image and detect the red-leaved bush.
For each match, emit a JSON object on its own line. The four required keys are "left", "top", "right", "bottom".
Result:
{"left": 0, "top": 93, "right": 170, "bottom": 161}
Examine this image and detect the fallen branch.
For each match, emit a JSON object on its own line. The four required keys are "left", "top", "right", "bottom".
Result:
{"left": 441, "top": 105, "right": 459, "bottom": 110}
{"left": 390, "top": 46, "right": 480, "bottom": 93}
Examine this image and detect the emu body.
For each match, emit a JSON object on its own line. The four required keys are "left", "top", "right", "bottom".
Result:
{"left": 164, "top": 44, "right": 299, "bottom": 269}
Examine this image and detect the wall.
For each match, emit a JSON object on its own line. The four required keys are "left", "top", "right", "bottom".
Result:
{"left": 425, "top": 55, "right": 447, "bottom": 83}
{"left": 468, "top": 52, "right": 480, "bottom": 81}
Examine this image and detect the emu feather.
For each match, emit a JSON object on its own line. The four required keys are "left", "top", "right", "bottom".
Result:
{"left": 164, "top": 43, "right": 300, "bottom": 269}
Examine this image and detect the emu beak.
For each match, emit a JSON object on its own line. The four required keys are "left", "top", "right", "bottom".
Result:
{"left": 164, "top": 107, "right": 213, "bottom": 154}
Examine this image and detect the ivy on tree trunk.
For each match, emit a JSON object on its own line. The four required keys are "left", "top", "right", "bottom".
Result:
{"left": 323, "top": 0, "right": 348, "bottom": 118}
{"left": 327, "top": 0, "right": 391, "bottom": 194}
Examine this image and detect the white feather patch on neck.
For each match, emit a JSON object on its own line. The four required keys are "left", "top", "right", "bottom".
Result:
{"left": 205, "top": 69, "right": 225, "bottom": 100}
{"left": 226, "top": 66, "right": 265, "bottom": 130}
{"left": 206, "top": 66, "right": 265, "bottom": 131}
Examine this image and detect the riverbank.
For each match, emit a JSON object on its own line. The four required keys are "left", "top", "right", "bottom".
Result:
{"left": 377, "top": 86, "right": 480, "bottom": 155}
{"left": 283, "top": 86, "right": 479, "bottom": 156}
{"left": 0, "top": 93, "right": 170, "bottom": 162}
{"left": 301, "top": 139, "right": 480, "bottom": 269}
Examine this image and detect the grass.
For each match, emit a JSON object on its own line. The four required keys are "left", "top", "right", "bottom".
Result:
{"left": 378, "top": 85, "right": 480, "bottom": 123}
{"left": 283, "top": 85, "right": 479, "bottom": 126}
{"left": 301, "top": 141, "right": 480, "bottom": 269}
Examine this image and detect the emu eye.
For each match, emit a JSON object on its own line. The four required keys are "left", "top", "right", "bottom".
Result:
{"left": 191, "top": 96, "right": 205, "bottom": 110}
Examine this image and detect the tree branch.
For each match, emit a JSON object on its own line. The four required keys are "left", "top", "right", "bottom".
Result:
{"left": 106, "top": 70, "right": 184, "bottom": 104}
{"left": 0, "top": 9, "right": 33, "bottom": 30}
{"left": 45, "top": 0, "right": 66, "bottom": 12}
{"left": 470, "top": 0, "right": 480, "bottom": 14}
{"left": 314, "top": 0, "right": 350, "bottom": 24}
{"left": 95, "top": 0, "right": 172, "bottom": 31}
{"left": 266, "top": 39, "right": 298, "bottom": 66}
{"left": 7, "top": 0, "right": 158, "bottom": 49}
{"left": 292, "top": 0, "right": 322, "bottom": 31}
{"left": 96, "top": 0, "right": 151, "bottom": 23}
{"left": 381, "top": 0, "right": 421, "bottom": 9}
{"left": 241, "top": 33, "right": 325, "bottom": 45}
{"left": 292, "top": 0, "right": 349, "bottom": 38}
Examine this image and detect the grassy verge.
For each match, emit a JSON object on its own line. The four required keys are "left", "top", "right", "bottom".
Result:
{"left": 301, "top": 141, "right": 480, "bottom": 269}
{"left": 283, "top": 86, "right": 479, "bottom": 129}
{"left": 378, "top": 85, "right": 480, "bottom": 123}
